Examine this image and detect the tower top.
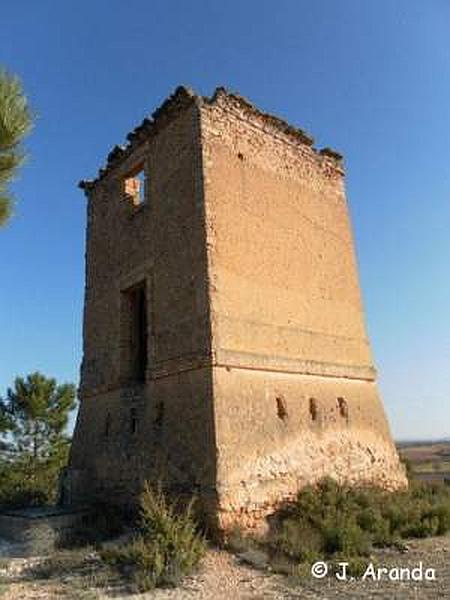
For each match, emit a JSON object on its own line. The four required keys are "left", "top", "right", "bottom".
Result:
{"left": 79, "top": 85, "right": 343, "bottom": 191}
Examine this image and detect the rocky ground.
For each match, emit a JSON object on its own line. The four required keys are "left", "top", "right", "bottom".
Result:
{"left": 0, "top": 533, "right": 449, "bottom": 599}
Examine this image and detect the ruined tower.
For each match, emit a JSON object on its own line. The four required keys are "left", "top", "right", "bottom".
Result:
{"left": 69, "top": 87, "right": 406, "bottom": 531}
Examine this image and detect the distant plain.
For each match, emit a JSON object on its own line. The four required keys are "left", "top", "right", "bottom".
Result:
{"left": 398, "top": 440, "right": 450, "bottom": 482}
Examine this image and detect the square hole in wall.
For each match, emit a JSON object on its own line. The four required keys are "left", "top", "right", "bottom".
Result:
{"left": 124, "top": 164, "right": 146, "bottom": 206}
{"left": 130, "top": 407, "right": 138, "bottom": 434}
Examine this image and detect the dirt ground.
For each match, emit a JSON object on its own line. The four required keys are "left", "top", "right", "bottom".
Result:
{"left": 1, "top": 532, "right": 449, "bottom": 600}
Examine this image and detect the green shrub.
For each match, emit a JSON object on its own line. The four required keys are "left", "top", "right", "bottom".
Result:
{"left": 433, "top": 502, "right": 450, "bottom": 535}
{"left": 270, "top": 518, "right": 322, "bottom": 563}
{"left": 322, "top": 517, "right": 371, "bottom": 556}
{"left": 102, "top": 482, "right": 206, "bottom": 591}
{"left": 0, "top": 457, "right": 62, "bottom": 508}
{"left": 261, "top": 477, "right": 450, "bottom": 576}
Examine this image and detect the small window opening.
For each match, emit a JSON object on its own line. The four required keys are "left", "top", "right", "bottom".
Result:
{"left": 309, "top": 398, "right": 318, "bottom": 422}
{"left": 104, "top": 413, "right": 111, "bottom": 437}
{"left": 124, "top": 164, "right": 145, "bottom": 206}
{"left": 121, "top": 282, "right": 148, "bottom": 383}
{"left": 276, "top": 397, "right": 288, "bottom": 420}
{"left": 337, "top": 397, "right": 349, "bottom": 420}
{"left": 130, "top": 407, "right": 138, "bottom": 434}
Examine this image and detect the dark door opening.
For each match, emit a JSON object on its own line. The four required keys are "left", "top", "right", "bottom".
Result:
{"left": 122, "top": 282, "right": 148, "bottom": 383}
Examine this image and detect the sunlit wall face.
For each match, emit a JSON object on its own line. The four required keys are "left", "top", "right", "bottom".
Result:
{"left": 1, "top": 0, "right": 449, "bottom": 441}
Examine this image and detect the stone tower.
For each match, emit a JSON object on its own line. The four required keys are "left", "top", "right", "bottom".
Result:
{"left": 69, "top": 86, "right": 406, "bottom": 532}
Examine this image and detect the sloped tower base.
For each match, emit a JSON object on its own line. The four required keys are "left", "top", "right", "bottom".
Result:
{"left": 211, "top": 367, "right": 406, "bottom": 532}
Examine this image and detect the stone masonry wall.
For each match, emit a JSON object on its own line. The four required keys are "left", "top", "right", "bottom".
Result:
{"left": 199, "top": 90, "right": 407, "bottom": 530}
{"left": 70, "top": 94, "right": 218, "bottom": 518}
{"left": 70, "top": 86, "right": 406, "bottom": 534}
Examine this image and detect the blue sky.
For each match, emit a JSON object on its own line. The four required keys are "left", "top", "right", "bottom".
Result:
{"left": 1, "top": 1, "right": 449, "bottom": 440}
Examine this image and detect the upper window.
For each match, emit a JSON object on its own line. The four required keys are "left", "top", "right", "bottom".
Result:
{"left": 124, "top": 164, "right": 146, "bottom": 206}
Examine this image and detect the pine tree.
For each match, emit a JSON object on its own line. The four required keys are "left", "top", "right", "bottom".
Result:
{"left": 0, "top": 68, "right": 32, "bottom": 225}
{"left": 0, "top": 372, "right": 76, "bottom": 506}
